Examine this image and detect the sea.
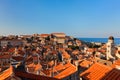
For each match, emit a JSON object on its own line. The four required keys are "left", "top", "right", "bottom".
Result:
{"left": 78, "top": 38, "right": 120, "bottom": 45}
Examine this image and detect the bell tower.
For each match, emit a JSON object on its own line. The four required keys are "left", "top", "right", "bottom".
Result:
{"left": 106, "top": 36, "right": 115, "bottom": 60}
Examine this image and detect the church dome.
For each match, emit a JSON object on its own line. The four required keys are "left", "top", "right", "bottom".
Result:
{"left": 108, "top": 36, "right": 114, "bottom": 40}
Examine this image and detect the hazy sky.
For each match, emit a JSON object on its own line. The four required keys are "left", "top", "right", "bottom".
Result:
{"left": 0, "top": 0, "right": 120, "bottom": 37}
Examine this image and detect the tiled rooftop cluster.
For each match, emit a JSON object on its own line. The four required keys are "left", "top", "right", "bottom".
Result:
{"left": 0, "top": 34, "right": 120, "bottom": 80}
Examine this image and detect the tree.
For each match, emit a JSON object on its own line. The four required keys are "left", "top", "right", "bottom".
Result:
{"left": 45, "top": 36, "right": 50, "bottom": 41}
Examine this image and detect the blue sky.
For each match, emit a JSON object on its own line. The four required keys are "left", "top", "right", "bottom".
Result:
{"left": 0, "top": 0, "right": 120, "bottom": 37}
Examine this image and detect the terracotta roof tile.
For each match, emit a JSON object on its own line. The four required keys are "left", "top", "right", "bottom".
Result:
{"left": 0, "top": 66, "right": 13, "bottom": 80}
{"left": 5, "top": 75, "right": 21, "bottom": 80}
{"left": 72, "top": 50, "right": 79, "bottom": 55}
{"left": 101, "top": 68, "right": 120, "bottom": 80}
{"left": 48, "top": 60, "right": 54, "bottom": 67}
{"left": 80, "top": 60, "right": 93, "bottom": 68}
{"left": 34, "top": 63, "right": 42, "bottom": 71}
{"left": 53, "top": 63, "right": 71, "bottom": 72}
{"left": 27, "top": 63, "right": 35, "bottom": 67}
{"left": 15, "top": 71, "right": 60, "bottom": 80}
{"left": 80, "top": 63, "right": 112, "bottom": 80}
{"left": 41, "top": 63, "right": 77, "bottom": 79}
{"left": 51, "top": 33, "right": 66, "bottom": 37}
{"left": 87, "top": 48, "right": 95, "bottom": 53}
{"left": 98, "top": 49, "right": 106, "bottom": 53}
{"left": 0, "top": 54, "right": 11, "bottom": 59}
{"left": 42, "top": 69, "right": 51, "bottom": 76}
{"left": 26, "top": 56, "right": 33, "bottom": 63}
{"left": 8, "top": 48, "right": 15, "bottom": 53}
{"left": 52, "top": 63, "right": 65, "bottom": 72}
{"left": 27, "top": 63, "right": 42, "bottom": 72}
{"left": 62, "top": 51, "right": 70, "bottom": 59}
{"left": 64, "top": 62, "right": 73, "bottom": 68}
{"left": 42, "top": 63, "right": 66, "bottom": 77}
{"left": 111, "top": 59, "right": 120, "bottom": 68}
{"left": 54, "top": 63, "right": 77, "bottom": 79}
{"left": 33, "top": 56, "right": 38, "bottom": 60}
{"left": 12, "top": 56, "right": 24, "bottom": 61}
{"left": 40, "top": 34, "right": 49, "bottom": 38}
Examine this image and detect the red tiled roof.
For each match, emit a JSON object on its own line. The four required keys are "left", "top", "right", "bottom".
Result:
{"left": 101, "top": 68, "right": 120, "bottom": 80}
{"left": 18, "top": 47, "right": 22, "bottom": 51}
{"left": 5, "top": 75, "right": 21, "bottom": 80}
{"left": 52, "top": 50, "right": 57, "bottom": 54}
{"left": 41, "top": 63, "right": 77, "bottom": 79}
{"left": 64, "top": 62, "right": 73, "bottom": 68}
{"left": 33, "top": 56, "right": 38, "bottom": 60}
{"left": 0, "top": 39, "right": 22, "bottom": 41}
{"left": 87, "top": 48, "right": 95, "bottom": 53}
{"left": 79, "top": 60, "right": 93, "bottom": 68}
{"left": 27, "top": 63, "right": 42, "bottom": 73}
{"left": 62, "top": 51, "right": 70, "bottom": 59}
{"left": 51, "top": 33, "right": 66, "bottom": 37}
{"left": 18, "top": 50, "right": 25, "bottom": 56}
{"left": 0, "top": 66, "right": 13, "bottom": 80}
{"left": 80, "top": 63, "right": 112, "bottom": 80}
{"left": 72, "top": 50, "right": 79, "bottom": 55}
{"left": 48, "top": 60, "right": 54, "bottom": 67}
{"left": 15, "top": 71, "right": 60, "bottom": 80}
{"left": 8, "top": 48, "right": 15, "bottom": 53}
{"left": 40, "top": 34, "right": 49, "bottom": 38}
{"left": 99, "top": 49, "right": 106, "bottom": 53}
{"left": 0, "top": 54, "right": 11, "bottom": 59}
{"left": 53, "top": 63, "right": 72, "bottom": 73}
{"left": 111, "top": 59, "right": 120, "bottom": 68}
{"left": 44, "top": 45, "right": 51, "bottom": 49}
{"left": 35, "top": 64, "right": 42, "bottom": 70}
{"left": 26, "top": 56, "right": 33, "bottom": 63}
{"left": 54, "top": 63, "right": 77, "bottom": 79}
{"left": 53, "top": 63, "right": 64, "bottom": 72}
{"left": 27, "top": 63, "right": 35, "bottom": 67}
{"left": 12, "top": 56, "right": 24, "bottom": 61}
{"left": 42, "top": 69, "right": 51, "bottom": 77}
